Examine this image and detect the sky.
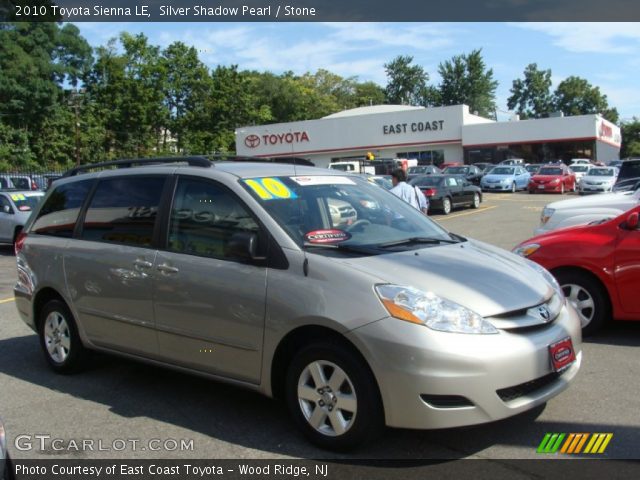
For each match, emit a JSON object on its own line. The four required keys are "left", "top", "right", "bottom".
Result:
{"left": 77, "top": 22, "right": 640, "bottom": 121}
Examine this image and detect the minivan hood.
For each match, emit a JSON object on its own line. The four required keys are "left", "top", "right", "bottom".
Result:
{"left": 546, "top": 189, "right": 639, "bottom": 211}
{"left": 333, "top": 239, "right": 551, "bottom": 317}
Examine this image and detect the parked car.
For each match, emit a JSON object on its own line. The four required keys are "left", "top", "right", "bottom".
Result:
{"left": 14, "top": 157, "right": 581, "bottom": 450}
{"left": 32, "top": 173, "right": 63, "bottom": 191}
{"left": 578, "top": 167, "right": 619, "bottom": 195}
{"left": 608, "top": 159, "right": 623, "bottom": 169}
{"left": 409, "top": 174, "right": 482, "bottom": 214}
{"left": 328, "top": 198, "right": 358, "bottom": 227}
{"left": 499, "top": 159, "right": 525, "bottom": 166}
{"left": 472, "top": 162, "right": 493, "bottom": 174}
{"left": 525, "top": 164, "right": 543, "bottom": 175}
{"left": 406, "top": 165, "right": 440, "bottom": 181}
{"left": 569, "top": 158, "right": 592, "bottom": 166}
{"left": 528, "top": 164, "right": 576, "bottom": 194}
{"left": 442, "top": 165, "right": 483, "bottom": 186}
{"left": 0, "top": 190, "right": 44, "bottom": 246}
{"left": 568, "top": 164, "right": 590, "bottom": 187}
{"left": 613, "top": 158, "right": 640, "bottom": 193}
{"left": 480, "top": 166, "right": 530, "bottom": 192}
{"left": 535, "top": 187, "right": 639, "bottom": 235}
{"left": 3, "top": 175, "right": 37, "bottom": 191}
{"left": 438, "top": 162, "right": 462, "bottom": 170}
{"left": 514, "top": 206, "right": 640, "bottom": 336}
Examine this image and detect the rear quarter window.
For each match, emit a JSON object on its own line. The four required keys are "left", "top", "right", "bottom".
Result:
{"left": 31, "top": 180, "right": 93, "bottom": 237}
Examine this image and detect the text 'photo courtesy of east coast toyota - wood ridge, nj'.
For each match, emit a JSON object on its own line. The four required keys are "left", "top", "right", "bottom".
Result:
{"left": 1, "top": 1, "right": 640, "bottom": 479}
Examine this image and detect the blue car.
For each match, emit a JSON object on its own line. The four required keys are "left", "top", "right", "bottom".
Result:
{"left": 480, "top": 166, "right": 531, "bottom": 192}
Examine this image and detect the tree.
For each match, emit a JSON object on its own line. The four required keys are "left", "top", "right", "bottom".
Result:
{"left": 384, "top": 55, "right": 429, "bottom": 105}
{"left": 353, "top": 81, "right": 386, "bottom": 107}
{"left": 553, "top": 76, "right": 619, "bottom": 123}
{"left": 437, "top": 49, "right": 498, "bottom": 118}
{"left": 620, "top": 118, "right": 640, "bottom": 158}
{"left": 507, "top": 63, "right": 553, "bottom": 119}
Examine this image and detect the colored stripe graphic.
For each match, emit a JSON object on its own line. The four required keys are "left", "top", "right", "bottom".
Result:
{"left": 584, "top": 433, "right": 613, "bottom": 454}
{"left": 537, "top": 433, "right": 566, "bottom": 453}
{"left": 560, "top": 433, "right": 589, "bottom": 454}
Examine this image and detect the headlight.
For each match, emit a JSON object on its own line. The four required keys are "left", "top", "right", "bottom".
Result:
{"left": 502, "top": 178, "right": 511, "bottom": 184}
{"left": 525, "top": 260, "right": 565, "bottom": 301}
{"left": 513, "top": 243, "right": 540, "bottom": 258}
{"left": 541, "top": 207, "right": 555, "bottom": 225}
{"left": 375, "top": 285, "right": 498, "bottom": 334}
{"left": 551, "top": 178, "right": 560, "bottom": 184}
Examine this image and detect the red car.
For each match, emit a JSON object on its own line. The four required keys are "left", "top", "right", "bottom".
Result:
{"left": 513, "top": 206, "right": 640, "bottom": 335}
{"left": 439, "top": 162, "right": 463, "bottom": 170}
{"left": 528, "top": 164, "right": 576, "bottom": 194}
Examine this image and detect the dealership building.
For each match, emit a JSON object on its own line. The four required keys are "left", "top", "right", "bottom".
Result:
{"left": 235, "top": 104, "right": 621, "bottom": 167}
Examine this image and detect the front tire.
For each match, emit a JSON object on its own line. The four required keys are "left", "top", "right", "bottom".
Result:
{"left": 38, "top": 299, "right": 88, "bottom": 373}
{"left": 471, "top": 193, "right": 480, "bottom": 209}
{"left": 285, "top": 342, "right": 383, "bottom": 451}
{"left": 441, "top": 197, "right": 452, "bottom": 215}
{"left": 511, "top": 182, "right": 516, "bottom": 193}
{"left": 554, "top": 270, "right": 610, "bottom": 336}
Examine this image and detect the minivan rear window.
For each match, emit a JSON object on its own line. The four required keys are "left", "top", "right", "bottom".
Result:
{"left": 617, "top": 161, "right": 640, "bottom": 181}
{"left": 81, "top": 176, "right": 165, "bottom": 247}
{"left": 31, "top": 180, "right": 93, "bottom": 237}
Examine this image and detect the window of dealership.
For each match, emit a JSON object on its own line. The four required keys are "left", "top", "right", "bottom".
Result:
{"left": 235, "top": 104, "right": 621, "bottom": 167}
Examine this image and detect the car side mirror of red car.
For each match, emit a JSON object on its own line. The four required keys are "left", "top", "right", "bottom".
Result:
{"left": 625, "top": 212, "right": 639, "bottom": 230}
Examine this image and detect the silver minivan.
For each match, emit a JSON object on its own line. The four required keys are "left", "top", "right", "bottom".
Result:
{"left": 14, "top": 157, "right": 582, "bottom": 450}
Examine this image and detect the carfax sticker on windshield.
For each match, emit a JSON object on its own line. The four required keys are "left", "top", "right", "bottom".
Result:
{"left": 244, "top": 177, "right": 297, "bottom": 200}
{"left": 305, "top": 229, "right": 352, "bottom": 244}
{"left": 290, "top": 176, "right": 356, "bottom": 186}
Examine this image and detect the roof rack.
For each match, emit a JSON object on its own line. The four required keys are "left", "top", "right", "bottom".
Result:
{"left": 62, "top": 156, "right": 212, "bottom": 177}
{"left": 62, "top": 155, "right": 316, "bottom": 177}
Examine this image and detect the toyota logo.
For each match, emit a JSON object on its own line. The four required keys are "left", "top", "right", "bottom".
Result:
{"left": 244, "top": 134, "right": 260, "bottom": 148}
{"left": 538, "top": 305, "right": 551, "bottom": 321}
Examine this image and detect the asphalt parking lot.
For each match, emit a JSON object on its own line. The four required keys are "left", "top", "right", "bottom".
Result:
{"left": 0, "top": 191, "right": 639, "bottom": 461}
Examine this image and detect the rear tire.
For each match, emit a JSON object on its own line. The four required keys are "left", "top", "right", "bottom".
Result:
{"left": 441, "top": 197, "right": 452, "bottom": 215}
{"left": 554, "top": 270, "right": 610, "bottom": 336}
{"left": 38, "top": 299, "right": 88, "bottom": 373}
{"left": 285, "top": 342, "right": 383, "bottom": 451}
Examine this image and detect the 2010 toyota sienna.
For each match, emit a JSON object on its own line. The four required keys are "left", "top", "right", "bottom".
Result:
{"left": 14, "top": 157, "right": 582, "bottom": 450}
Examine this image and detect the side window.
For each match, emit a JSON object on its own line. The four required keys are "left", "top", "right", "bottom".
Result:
{"left": 31, "top": 180, "right": 93, "bottom": 237}
{"left": 168, "top": 178, "right": 260, "bottom": 260}
{"left": 81, "top": 177, "right": 165, "bottom": 247}
{"left": 446, "top": 177, "right": 457, "bottom": 187}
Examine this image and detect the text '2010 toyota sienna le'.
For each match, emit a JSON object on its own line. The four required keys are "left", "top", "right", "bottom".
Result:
{"left": 14, "top": 157, "right": 582, "bottom": 450}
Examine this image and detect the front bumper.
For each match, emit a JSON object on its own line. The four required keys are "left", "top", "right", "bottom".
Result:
{"left": 529, "top": 183, "right": 563, "bottom": 192}
{"left": 481, "top": 183, "right": 512, "bottom": 191}
{"left": 347, "top": 304, "right": 581, "bottom": 429}
{"left": 579, "top": 185, "right": 613, "bottom": 194}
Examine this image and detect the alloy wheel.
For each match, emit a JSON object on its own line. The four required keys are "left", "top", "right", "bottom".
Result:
{"left": 297, "top": 360, "right": 357, "bottom": 437}
{"left": 563, "top": 283, "right": 595, "bottom": 328}
{"left": 43, "top": 311, "right": 71, "bottom": 363}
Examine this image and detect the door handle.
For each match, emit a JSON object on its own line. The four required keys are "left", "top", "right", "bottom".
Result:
{"left": 133, "top": 259, "right": 153, "bottom": 269}
{"left": 157, "top": 263, "right": 179, "bottom": 274}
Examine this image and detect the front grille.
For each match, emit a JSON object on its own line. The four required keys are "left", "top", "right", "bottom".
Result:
{"left": 496, "top": 372, "right": 560, "bottom": 403}
{"left": 420, "top": 394, "right": 474, "bottom": 409}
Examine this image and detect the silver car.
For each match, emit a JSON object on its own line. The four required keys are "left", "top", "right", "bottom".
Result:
{"left": 14, "top": 158, "right": 582, "bottom": 450}
{"left": 0, "top": 191, "right": 44, "bottom": 245}
{"left": 0, "top": 417, "right": 9, "bottom": 480}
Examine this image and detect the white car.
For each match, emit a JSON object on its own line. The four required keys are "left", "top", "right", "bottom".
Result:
{"left": 578, "top": 167, "right": 619, "bottom": 195}
{"left": 536, "top": 187, "right": 639, "bottom": 235}
{"left": 569, "top": 158, "right": 592, "bottom": 166}
{"left": 568, "top": 164, "right": 590, "bottom": 186}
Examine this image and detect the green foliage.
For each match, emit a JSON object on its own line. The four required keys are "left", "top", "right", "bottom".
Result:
{"left": 553, "top": 76, "right": 619, "bottom": 123}
{"left": 621, "top": 118, "right": 640, "bottom": 157}
{"left": 437, "top": 49, "right": 498, "bottom": 118}
{"left": 507, "top": 63, "right": 553, "bottom": 119}
{"left": 384, "top": 55, "right": 429, "bottom": 105}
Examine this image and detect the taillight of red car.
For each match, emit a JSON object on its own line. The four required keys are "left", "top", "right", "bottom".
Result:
{"left": 14, "top": 231, "right": 27, "bottom": 255}
{"left": 423, "top": 188, "right": 437, "bottom": 197}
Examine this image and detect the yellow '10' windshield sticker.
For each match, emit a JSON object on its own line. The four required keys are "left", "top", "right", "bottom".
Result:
{"left": 10, "top": 194, "right": 26, "bottom": 201}
{"left": 244, "top": 178, "right": 297, "bottom": 200}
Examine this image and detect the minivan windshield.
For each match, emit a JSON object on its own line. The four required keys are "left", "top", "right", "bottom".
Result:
{"left": 242, "top": 175, "right": 456, "bottom": 250}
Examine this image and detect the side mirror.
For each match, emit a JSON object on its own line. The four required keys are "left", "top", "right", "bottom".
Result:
{"left": 2, "top": 205, "right": 11, "bottom": 214}
{"left": 625, "top": 212, "right": 639, "bottom": 230}
{"left": 225, "top": 231, "right": 265, "bottom": 261}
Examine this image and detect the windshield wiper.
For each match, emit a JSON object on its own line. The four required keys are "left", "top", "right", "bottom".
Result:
{"left": 303, "top": 242, "right": 382, "bottom": 255}
{"left": 377, "top": 236, "right": 460, "bottom": 248}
